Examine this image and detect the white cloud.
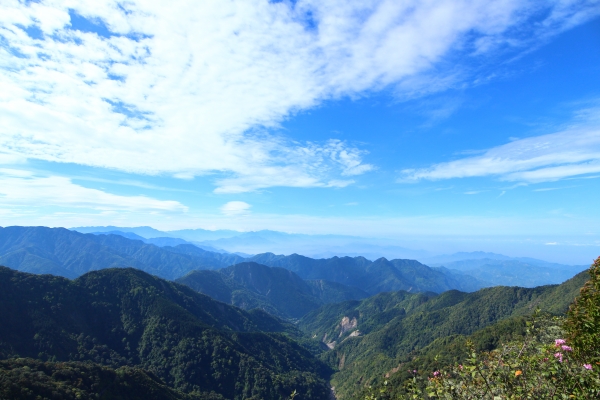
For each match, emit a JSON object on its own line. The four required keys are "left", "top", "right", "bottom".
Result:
{"left": 0, "top": 0, "right": 597, "bottom": 192}
{"left": 0, "top": 152, "right": 25, "bottom": 165}
{"left": 0, "top": 169, "right": 187, "bottom": 212}
{"left": 214, "top": 139, "right": 367, "bottom": 193}
{"left": 220, "top": 201, "right": 251, "bottom": 217}
{"left": 400, "top": 121, "right": 600, "bottom": 184}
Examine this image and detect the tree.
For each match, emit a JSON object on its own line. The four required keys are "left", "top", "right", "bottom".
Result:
{"left": 565, "top": 256, "right": 600, "bottom": 364}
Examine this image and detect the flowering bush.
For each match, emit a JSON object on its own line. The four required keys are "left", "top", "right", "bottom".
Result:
{"left": 565, "top": 257, "right": 600, "bottom": 365}
{"left": 419, "top": 328, "right": 600, "bottom": 399}
{"left": 364, "top": 257, "right": 600, "bottom": 399}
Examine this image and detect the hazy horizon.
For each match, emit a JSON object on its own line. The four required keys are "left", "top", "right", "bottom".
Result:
{"left": 1, "top": 1, "right": 599, "bottom": 265}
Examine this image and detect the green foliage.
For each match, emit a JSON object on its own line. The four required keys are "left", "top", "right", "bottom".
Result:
{"left": 248, "top": 253, "right": 484, "bottom": 295}
{"left": 177, "top": 263, "right": 320, "bottom": 320}
{"left": 363, "top": 258, "right": 600, "bottom": 399}
{"left": 0, "top": 266, "right": 332, "bottom": 399}
{"left": 399, "top": 314, "right": 600, "bottom": 399}
{"left": 565, "top": 256, "right": 600, "bottom": 364}
{"left": 305, "top": 279, "right": 369, "bottom": 304}
{"left": 0, "top": 358, "right": 208, "bottom": 400}
{"left": 300, "top": 272, "right": 587, "bottom": 400}
{"left": 177, "top": 263, "right": 369, "bottom": 320}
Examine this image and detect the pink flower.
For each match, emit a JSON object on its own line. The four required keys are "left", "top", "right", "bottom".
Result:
{"left": 433, "top": 371, "right": 441, "bottom": 377}
{"left": 459, "top": 365, "right": 463, "bottom": 370}
{"left": 561, "top": 345, "right": 573, "bottom": 352}
{"left": 554, "top": 352, "right": 563, "bottom": 363}
{"left": 584, "top": 364, "right": 593, "bottom": 370}
{"left": 555, "top": 339, "right": 566, "bottom": 346}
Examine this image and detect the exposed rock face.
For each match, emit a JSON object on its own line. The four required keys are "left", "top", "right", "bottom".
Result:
{"left": 320, "top": 316, "right": 360, "bottom": 350}
{"left": 322, "top": 332, "right": 337, "bottom": 349}
{"left": 339, "top": 316, "right": 358, "bottom": 337}
{"left": 348, "top": 330, "right": 361, "bottom": 338}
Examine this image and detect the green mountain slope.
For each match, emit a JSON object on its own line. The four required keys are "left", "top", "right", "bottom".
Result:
{"left": 305, "top": 279, "right": 369, "bottom": 304}
{"left": 248, "top": 253, "right": 485, "bottom": 295}
{"left": 0, "top": 266, "right": 331, "bottom": 399}
{"left": 176, "top": 262, "right": 369, "bottom": 319}
{"left": 0, "top": 358, "right": 206, "bottom": 400}
{"left": 298, "top": 270, "right": 588, "bottom": 399}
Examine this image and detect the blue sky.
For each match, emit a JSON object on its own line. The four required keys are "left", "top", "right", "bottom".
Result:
{"left": 1, "top": 0, "right": 600, "bottom": 263}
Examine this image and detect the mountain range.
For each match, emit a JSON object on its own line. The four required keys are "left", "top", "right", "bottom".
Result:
{"left": 71, "top": 226, "right": 431, "bottom": 260}
{"left": 0, "top": 226, "right": 245, "bottom": 279}
{"left": 298, "top": 270, "right": 589, "bottom": 399}
{"left": 0, "top": 225, "right": 595, "bottom": 399}
{"left": 0, "top": 226, "right": 486, "bottom": 296}
{"left": 176, "top": 262, "right": 369, "bottom": 320}
{"left": 71, "top": 225, "right": 588, "bottom": 288}
{"left": 0, "top": 261, "right": 590, "bottom": 399}
{"left": 0, "top": 266, "right": 331, "bottom": 399}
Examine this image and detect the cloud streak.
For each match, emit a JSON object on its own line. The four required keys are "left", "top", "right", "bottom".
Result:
{"left": 220, "top": 201, "right": 251, "bottom": 217}
{"left": 400, "top": 120, "right": 600, "bottom": 184}
{"left": 0, "top": 169, "right": 187, "bottom": 212}
{"left": 1, "top": 0, "right": 597, "bottom": 192}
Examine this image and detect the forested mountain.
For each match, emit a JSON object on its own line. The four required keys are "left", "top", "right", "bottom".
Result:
{"left": 0, "top": 266, "right": 331, "bottom": 399}
{"left": 247, "top": 253, "right": 485, "bottom": 294}
{"left": 298, "top": 270, "right": 589, "bottom": 399}
{"left": 0, "top": 358, "right": 202, "bottom": 400}
{"left": 0, "top": 244, "right": 591, "bottom": 399}
{"left": 176, "top": 262, "right": 368, "bottom": 319}
{"left": 0, "top": 226, "right": 244, "bottom": 280}
{"left": 0, "top": 226, "right": 488, "bottom": 296}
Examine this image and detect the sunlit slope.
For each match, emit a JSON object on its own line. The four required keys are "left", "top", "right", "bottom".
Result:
{"left": 299, "top": 270, "right": 589, "bottom": 399}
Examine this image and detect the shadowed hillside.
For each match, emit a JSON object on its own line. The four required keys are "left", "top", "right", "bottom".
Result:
{"left": 0, "top": 266, "right": 331, "bottom": 400}
{"left": 177, "top": 262, "right": 369, "bottom": 319}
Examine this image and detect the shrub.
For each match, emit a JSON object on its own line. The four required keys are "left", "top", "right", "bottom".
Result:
{"left": 365, "top": 257, "right": 600, "bottom": 399}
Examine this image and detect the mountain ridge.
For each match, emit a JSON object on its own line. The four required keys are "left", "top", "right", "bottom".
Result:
{"left": 299, "top": 269, "right": 590, "bottom": 399}
{"left": 0, "top": 265, "right": 332, "bottom": 399}
{"left": 176, "top": 262, "right": 369, "bottom": 319}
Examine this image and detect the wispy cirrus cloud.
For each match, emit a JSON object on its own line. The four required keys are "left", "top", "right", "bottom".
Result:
{"left": 0, "top": 0, "right": 598, "bottom": 193}
{"left": 0, "top": 168, "right": 187, "bottom": 212}
{"left": 400, "top": 105, "right": 600, "bottom": 184}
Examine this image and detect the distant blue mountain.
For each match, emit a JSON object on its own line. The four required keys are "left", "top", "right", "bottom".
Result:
{"left": 6, "top": 226, "right": 586, "bottom": 292}
{"left": 421, "top": 251, "right": 512, "bottom": 264}
{"left": 423, "top": 253, "right": 588, "bottom": 287}
{"left": 88, "top": 230, "right": 147, "bottom": 241}
{"left": 71, "top": 226, "right": 170, "bottom": 239}
{"left": 85, "top": 229, "right": 231, "bottom": 253}
{"left": 0, "top": 226, "right": 485, "bottom": 295}
{"left": 194, "top": 231, "right": 431, "bottom": 260}
{"left": 72, "top": 226, "right": 432, "bottom": 260}
{"left": 0, "top": 226, "right": 245, "bottom": 280}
